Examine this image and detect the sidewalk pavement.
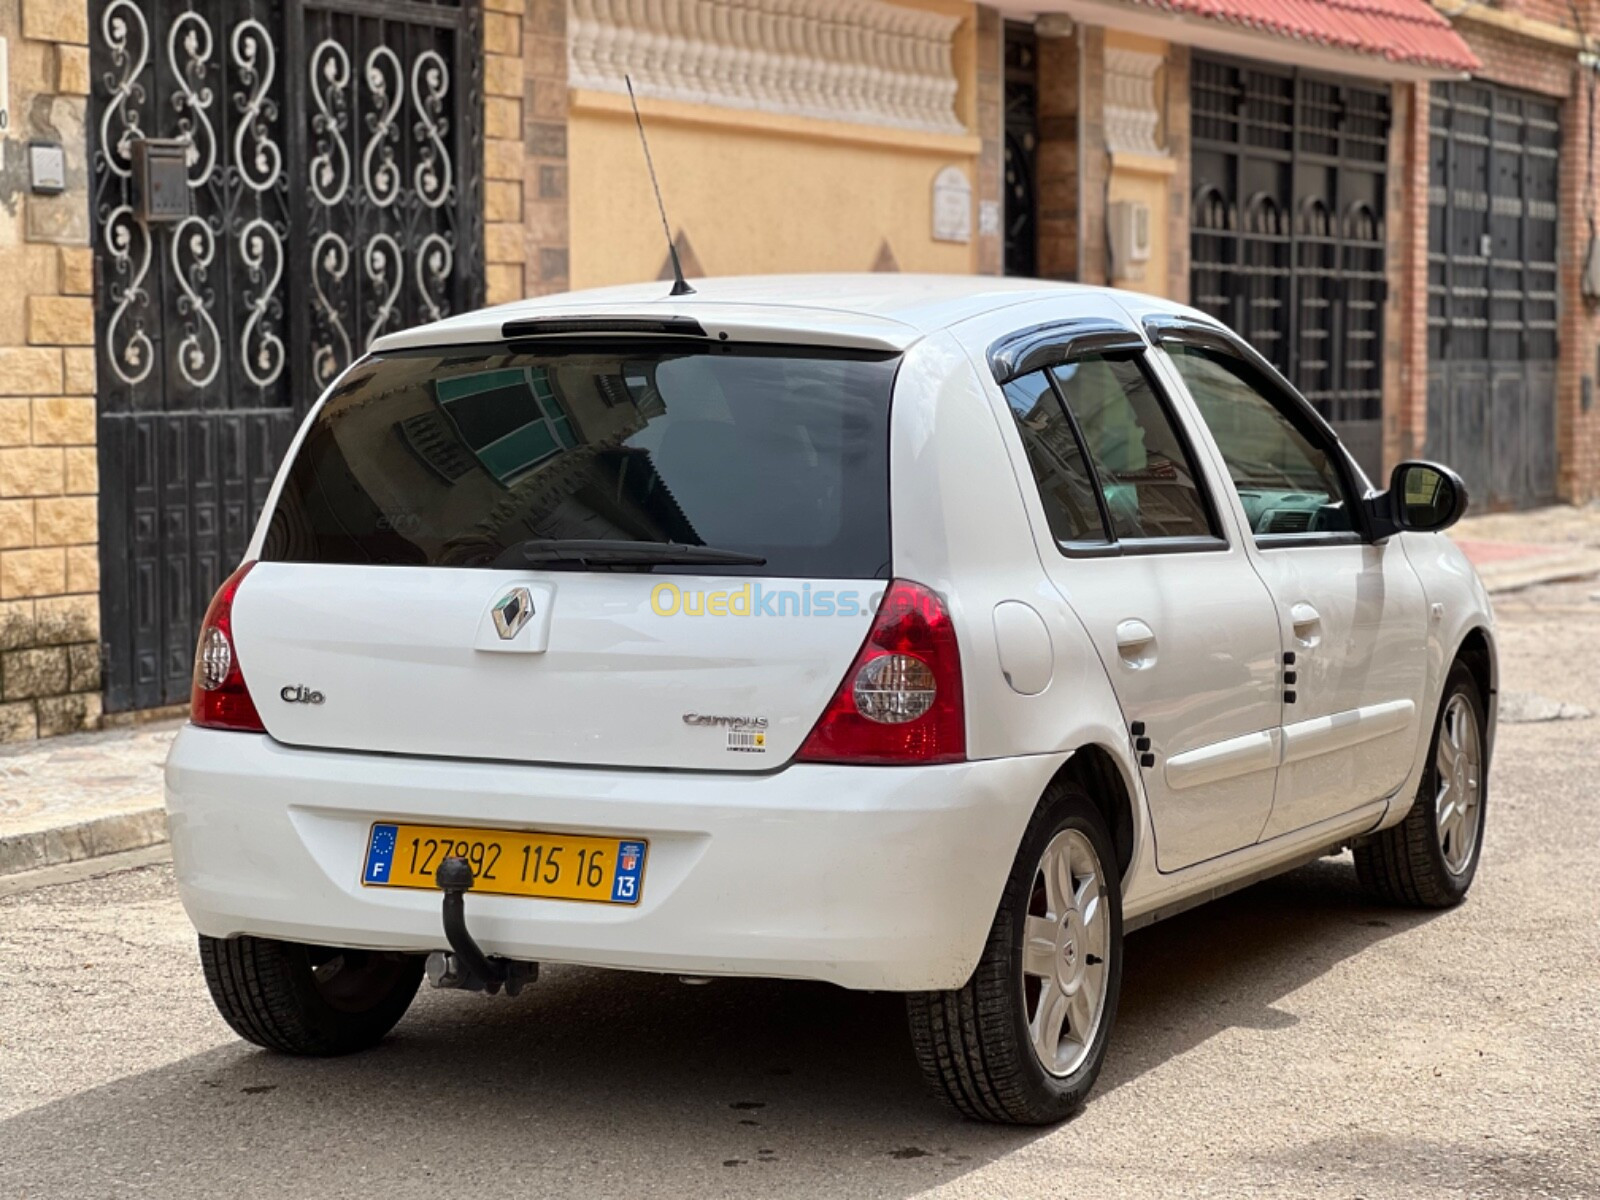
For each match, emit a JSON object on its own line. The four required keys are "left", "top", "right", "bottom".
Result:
{"left": 2, "top": 504, "right": 1598, "bottom": 877}
{"left": 1451, "top": 502, "right": 1600, "bottom": 594}
{"left": 0, "top": 722, "right": 178, "bottom": 876}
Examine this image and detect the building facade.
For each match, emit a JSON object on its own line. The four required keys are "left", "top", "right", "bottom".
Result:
{"left": 0, "top": 0, "right": 1594, "bottom": 739}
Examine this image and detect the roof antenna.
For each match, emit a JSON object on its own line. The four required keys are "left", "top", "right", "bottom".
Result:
{"left": 626, "top": 75, "right": 694, "bottom": 297}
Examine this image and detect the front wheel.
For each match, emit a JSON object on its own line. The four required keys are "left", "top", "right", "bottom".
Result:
{"left": 907, "top": 779, "right": 1123, "bottom": 1124}
{"left": 1354, "top": 661, "right": 1488, "bottom": 908}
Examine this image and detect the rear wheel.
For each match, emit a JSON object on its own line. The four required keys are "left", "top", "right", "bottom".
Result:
{"left": 199, "top": 934, "right": 424, "bottom": 1056}
{"left": 1355, "top": 662, "right": 1488, "bottom": 908}
{"left": 907, "top": 779, "right": 1123, "bottom": 1124}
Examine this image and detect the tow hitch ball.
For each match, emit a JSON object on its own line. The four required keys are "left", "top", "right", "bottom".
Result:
{"left": 425, "top": 856, "right": 538, "bottom": 997}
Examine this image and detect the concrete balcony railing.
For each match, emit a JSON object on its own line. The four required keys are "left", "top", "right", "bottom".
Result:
{"left": 568, "top": 0, "right": 965, "bottom": 135}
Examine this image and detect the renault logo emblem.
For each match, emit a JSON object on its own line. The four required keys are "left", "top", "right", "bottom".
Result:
{"left": 492, "top": 587, "right": 534, "bottom": 640}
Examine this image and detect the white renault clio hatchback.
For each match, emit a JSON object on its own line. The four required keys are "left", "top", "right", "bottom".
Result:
{"left": 166, "top": 275, "right": 1495, "bottom": 1124}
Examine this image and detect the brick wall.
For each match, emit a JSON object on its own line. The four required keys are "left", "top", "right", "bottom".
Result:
{"left": 1556, "top": 65, "right": 1600, "bottom": 500}
{"left": 1037, "top": 30, "right": 1080, "bottom": 280}
{"left": 1464, "top": 20, "right": 1576, "bottom": 96}
{"left": 0, "top": 0, "right": 102, "bottom": 744}
{"left": 1503, "top": 0, "right": 1592, "bottom": 34}
{"left": 523, "top": 0, "right": 570, "bottom": 297}
{"left": 484, "top": 0, "right": 528, "bottom": 305}
{"left": 481, "top": 0, "right": 569, "bottom": 307}
{"left": 1035, "top": 24, "right": 1106, "bottom": 286}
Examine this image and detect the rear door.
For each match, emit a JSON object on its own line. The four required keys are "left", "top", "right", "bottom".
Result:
{"left": 994, "top": 336, "right": 1284, "bottom": 872}
{"left": 233, "top": 341, "right": 900, "bottom": 770}
{"left": 1155, "top": 329, "right": 1428, "bottom": 837}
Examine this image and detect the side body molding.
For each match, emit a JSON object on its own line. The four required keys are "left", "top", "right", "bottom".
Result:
{"left": 1280, "top": 700, "right": 1417, "bottom": 765}
{"left": 1164, "top": 700, "right": 1417, "bottom": 790}
{"left": 1164, "top": 729, "right": 1281, "bottom": 791}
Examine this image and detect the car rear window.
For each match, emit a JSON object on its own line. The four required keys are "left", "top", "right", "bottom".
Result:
{"left": 260, "top": 344, "right": 897, "bottom": 578}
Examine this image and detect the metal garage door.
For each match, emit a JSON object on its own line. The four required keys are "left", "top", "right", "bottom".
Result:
{"left": 1190, "top": 55, "right": 1390, "bottom": 479}
{"left": 90, "top": 0, "right": 485, "bottom": 712}
{"left": 1427, "top": 81, "right": 1560, "bottom": 509}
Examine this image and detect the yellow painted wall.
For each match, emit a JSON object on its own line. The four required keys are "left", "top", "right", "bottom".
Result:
{"left": 568, "top": 0, "right": 983, "bottom": 290}
{"left": 1104, "top": 30, "right": 1175, "bottom": 300}
{"left": 1107, "top": 163, "right": 1172, "bottom": 296}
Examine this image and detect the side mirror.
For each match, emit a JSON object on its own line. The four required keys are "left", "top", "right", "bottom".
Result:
{"left": 1367, "top": 460, "right": 1468, "bottom": 538}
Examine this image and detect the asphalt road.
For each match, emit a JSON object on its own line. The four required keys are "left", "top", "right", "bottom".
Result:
{"left": 3, "top": 580, "right": 1598, "bottom": 1199}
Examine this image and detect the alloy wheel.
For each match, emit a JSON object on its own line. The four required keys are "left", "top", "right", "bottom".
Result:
{"left": 1435, "top": 693, "right": 1483, "bottom": 876}
{"left": 1020, "top": 828, "right": 1110, "bottom": 1077}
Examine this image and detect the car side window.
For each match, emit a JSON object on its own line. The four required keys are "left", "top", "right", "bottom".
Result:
{"left": 1166, "top": 343, "right": 1357, "bottom": 539}
{"left": 1048, "top": 355, "right": 1218, "bottom": 542}
{"left": 1002, "top": 372, "right": 1110, "bottom": 545}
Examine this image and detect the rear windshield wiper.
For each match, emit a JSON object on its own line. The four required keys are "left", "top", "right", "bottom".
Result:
{"left": 491, "top": 539, "right": 768, "bottom": 570}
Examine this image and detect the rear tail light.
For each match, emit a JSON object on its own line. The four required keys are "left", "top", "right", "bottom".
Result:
{"left": 797, "top": 579, "right": 965, "bottom": 765}
{"left": 191, "top": 562, "right": 265, "bottom": 733}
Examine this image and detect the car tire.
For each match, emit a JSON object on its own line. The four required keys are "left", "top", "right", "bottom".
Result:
{"left": 907, "top": 777, "right": 1123, "bottom": 1125}
{"left": 199, "top": 934, "right": 424, "bottom": 1056}
{"left": 1354, "top": 661, "right": 1488, "bottom": 908}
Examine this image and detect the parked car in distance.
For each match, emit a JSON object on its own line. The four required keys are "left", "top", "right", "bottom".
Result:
{"left": 166, "top": 276, "right": 1495, "bottom": 1124}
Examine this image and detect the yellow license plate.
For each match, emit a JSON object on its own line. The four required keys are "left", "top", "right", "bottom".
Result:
{"left": 361, "top": 823, "right": 647, "bottom": 905}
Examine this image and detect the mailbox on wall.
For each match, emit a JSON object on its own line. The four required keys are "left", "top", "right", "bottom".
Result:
{"left": 1107, "top": 201, "right": 1152, "bottom": 283}
{"left": 131, "top": 138, "right": 191, "bottom": 223}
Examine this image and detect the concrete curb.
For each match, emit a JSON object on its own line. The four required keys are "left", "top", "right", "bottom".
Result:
{"left": 1478, "top": 551, "right": 1600, "bottom": 596}
{"left": 0, "top": 806, "right": 168, "bottom": 878}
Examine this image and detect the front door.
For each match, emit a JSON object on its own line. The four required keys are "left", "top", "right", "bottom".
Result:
{"left": 1248, "top": 542, "right": 1429, "bottom": 838}
{"left": 89, "top": 0, "right": 485, "bottom": 711}
{"left": 995, "top": 351, "right": 1283, "bottom": 873}
{"left": 1158, "top": 334, "right": 1428, "bottom": 838}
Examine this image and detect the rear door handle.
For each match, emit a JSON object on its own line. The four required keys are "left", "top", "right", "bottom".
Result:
{"left": 1115, "top": 619, "right": 1157, "bottom": 667}
{"left": 1290, "top": 603, "right": 1322, "bottom": 647}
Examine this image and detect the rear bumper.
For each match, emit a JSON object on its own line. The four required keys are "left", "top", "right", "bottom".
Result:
{"left": 164, "top": 727, "right": 1062, "bottom": 990}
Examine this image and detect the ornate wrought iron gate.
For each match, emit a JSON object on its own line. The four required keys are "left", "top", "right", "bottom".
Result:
{"left": 91, "top": 0, "right": 483, "bottom": 711}
{"left": 1190, "top": 56, "right": 1390, "bottom": 479}
{"left": 1426, "top": 80, "right": 1559, "bottom": 509}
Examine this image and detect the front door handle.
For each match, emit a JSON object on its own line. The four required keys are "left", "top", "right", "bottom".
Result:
{"left": 1115, "top": 619, "right": 1157, "bottom": 668}
{"left": 1290, "top": 603, "right": 1322, "bottom": 647}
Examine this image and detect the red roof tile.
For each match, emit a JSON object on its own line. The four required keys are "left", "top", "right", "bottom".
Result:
{"left": 1125, "top": 0, "right": 1481, "bottom": 72}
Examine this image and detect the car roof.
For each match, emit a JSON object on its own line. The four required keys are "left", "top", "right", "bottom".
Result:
{"left": 371, "top": 274, "right": 1197, "bottom": 355}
